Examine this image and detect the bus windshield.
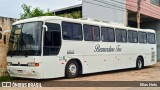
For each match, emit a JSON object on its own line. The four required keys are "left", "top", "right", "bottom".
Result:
{"left": 8, "top": 22, "right": 43, "bottom": 56}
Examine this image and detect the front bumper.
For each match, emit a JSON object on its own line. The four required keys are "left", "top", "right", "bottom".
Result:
{"left": 7, "top": 66, "right": 43, "bottom": 79}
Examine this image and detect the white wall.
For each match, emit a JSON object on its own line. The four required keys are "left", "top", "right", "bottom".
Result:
{"left": 82, "top": 0, "right": 127, "bottom": 25}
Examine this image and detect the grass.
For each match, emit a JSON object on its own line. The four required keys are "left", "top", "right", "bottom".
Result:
{"left": 0, "top": 76, "right": 14, "bottom": 81}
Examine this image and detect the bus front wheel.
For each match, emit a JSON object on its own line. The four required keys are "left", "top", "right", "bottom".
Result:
{"left": 136, "top": 57, "right": 144, "bottom": 70}
{"left": 65, "top": 60, "right": 79, "bottom": 78}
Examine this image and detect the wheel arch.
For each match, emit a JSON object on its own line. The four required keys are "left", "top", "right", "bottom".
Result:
{"left": 65, "top": 58, "right": 83, "bottom": 75}
{"left": 137, "top": 55, "right": 144, "bottom": 67}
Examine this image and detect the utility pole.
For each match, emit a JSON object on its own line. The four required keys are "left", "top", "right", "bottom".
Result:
{"left": 137, "top": 0, "right": 142, "bottom": 28}
{"left": 126, "top": 9, "right": 128, "bottom": 27}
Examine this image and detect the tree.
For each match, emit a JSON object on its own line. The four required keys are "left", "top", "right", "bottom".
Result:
{"left": 58, "top": 11, "right": 82, "bottom": 19}
{"left": 20, "top": 4, "right": 54, "bottom": 19}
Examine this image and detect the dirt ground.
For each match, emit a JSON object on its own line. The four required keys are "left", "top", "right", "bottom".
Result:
{"left": 1, "top": 62, "right": 160, "bottom": 90}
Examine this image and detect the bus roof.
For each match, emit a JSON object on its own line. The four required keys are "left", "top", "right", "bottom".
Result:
{"left": 13, "top": 16, "right": 155, "bottom": 33}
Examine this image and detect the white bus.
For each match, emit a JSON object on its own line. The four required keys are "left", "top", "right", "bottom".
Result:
{"left": 7, "top": 16, "right": 157, "bottom": 79}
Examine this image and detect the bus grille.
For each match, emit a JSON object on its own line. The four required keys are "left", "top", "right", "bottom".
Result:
{"left": 12, "top": 64, "right": 28, "bottom": 66}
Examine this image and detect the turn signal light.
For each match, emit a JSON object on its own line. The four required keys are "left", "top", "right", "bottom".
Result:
{"left": 7, "top": 62, "right": 12, "bottom": 66}
{"left": 28, "top": 62, "right": 40, "bottom": 67}
{"left": 35, "top": 63, "right": 39, "bottom": 67}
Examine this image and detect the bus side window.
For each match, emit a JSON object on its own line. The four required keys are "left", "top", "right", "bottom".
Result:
{"left": 128, "top": 30, "right": 138, "bottom": 43}
{"left": 101, "top": 27, "right": 109, "bottom": 42}
{"left": 122, "top": 30, "right": 127, "bottom": 42}
{"left": 148, "top": 33, "right": 156, "bottom": 44}
{"left": 128, "top": 30, "right": 133, "bottom": 42}
{"left": 84, "top": 25, "right": 92, "bottom": 41}
{"left": 143, "top": 32, "right": 147, "bottom": 43}
{"left": 101, "top": 27, "right": 115, "bottom": 42}
{"left": 46, "top": 23, "right": 60, "bottom": 31}
{"left": 92, "top": 26, "right": 100, "bottom": 41}
{"left": 133, "top": 31, "right": 138, "bottom": 43}
{"left": 72, "top": 23, "right": 83, "bottom": 40}
{"left": 115, "top": 29, "right": 127, "bottom": 42}
{"left": 108, "top": 28, "right": 115, "bottom": 42}
{"left": 62, "top": 22, "right": 82, "bottom": 40}
{"left": 44, "top": 23, "right": 61, "bottom": 56}
{"left": 62, "top": 22, "right": 72, "bottom": 39}
{"left": 84, "top": 24, "right": 100, "bottom": 41}
{"left": 139, "top": 32, "right": 147, "bottom": 43}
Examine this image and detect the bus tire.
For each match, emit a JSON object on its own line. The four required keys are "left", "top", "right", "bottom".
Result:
{"left": 136, "top": 57, "right": 143, "bottom": 70}
{"left": 65, "top": 60, "right": 79, "bottom": 78}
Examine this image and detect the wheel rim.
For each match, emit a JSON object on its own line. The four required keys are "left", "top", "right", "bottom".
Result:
{"left": 138, "top": 60, "right": 142, "bottom": 68}
{"left": 68, "top": 63, "right": 77, "bottom": 75}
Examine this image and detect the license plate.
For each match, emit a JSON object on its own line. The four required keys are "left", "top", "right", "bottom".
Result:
{"left": 17, "top": 70, "right": 23, "bottom": 73}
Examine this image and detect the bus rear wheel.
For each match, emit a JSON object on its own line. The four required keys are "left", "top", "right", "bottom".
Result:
{"left": 65, "top": 60, "right": 79, "bottom": 78}
{"left": 136, "top": 57, "right": 143, "bottom": 70}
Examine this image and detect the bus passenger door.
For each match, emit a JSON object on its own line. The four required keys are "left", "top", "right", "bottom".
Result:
{"left": 42, "top": 22, "right": 64, "bottom": 78}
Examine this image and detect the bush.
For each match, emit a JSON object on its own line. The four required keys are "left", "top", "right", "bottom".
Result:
{"left": 0, "top": 76, "right": 14, "bottom": 81}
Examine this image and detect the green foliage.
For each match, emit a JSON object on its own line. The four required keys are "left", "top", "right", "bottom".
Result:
{"left": 58, "top": 11, "right": 82, "bottom": 19}
{"left": 0, "top": 76, "right": 14, "bottom": 81}
{"left": 20, "top": 4, "right": 82, "bottom": 19}
{"left": 71, "top": 11, "right": 82, "bottom": 19}
{"left": 44, "top": 9, "right": 54, "bottom": 16}
{"left": 20, "top": 4, "right": 54, "bottom": 19}
{"left": 20, "top": 4, "right": 32, "bottom": 19}
{"left": 31, "top": 8, "right": 44, "bottom": 17}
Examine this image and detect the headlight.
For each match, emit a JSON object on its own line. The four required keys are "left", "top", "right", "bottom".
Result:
{"left": 7, "top": 62, "right": 12, "bottom": 66}
{"left": 27, "top": 62, "right": 39, "bottom": 67}
{"left": 27, "top": 62, "right": 35, "bottom": 67}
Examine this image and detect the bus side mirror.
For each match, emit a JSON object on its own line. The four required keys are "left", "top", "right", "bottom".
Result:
{"left": 3, "top": 35, "right": 6, "bottom": 44}
{"left": 42, "top": 25, "right": 48, "bottom": 32}
{"left": 0, "top": 32, "right": 2, "bottom": 39}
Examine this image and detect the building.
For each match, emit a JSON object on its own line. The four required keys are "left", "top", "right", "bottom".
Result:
{"left": 54, "top": 4, "right": 82, "bottom": 16}
{"left": 0, "top": 16, "right": 17, "bottom": 76}
{"left": 53, "top": 0, "right": 160, "bottom": 60}
{"left": 0, "top": 16, "right": 17, "bottom": 31}
{"left": 0, "top": 16, "right": 17, "bottom": 45}
{"left": 127, "top": 0, "right": 160, "bottom": 27}
{"left": 53, "top": 0, "right": 127, "bottom": 25}
{"left": 0, "top": 16, "right": 17, "bottom": 47}
{"left": 127, "top": 0, "right": 160, "bottom": 60}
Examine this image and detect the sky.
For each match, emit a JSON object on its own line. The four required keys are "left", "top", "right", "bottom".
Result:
{"left": 0, "top": 0, "right": 82, "bottom": 19}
